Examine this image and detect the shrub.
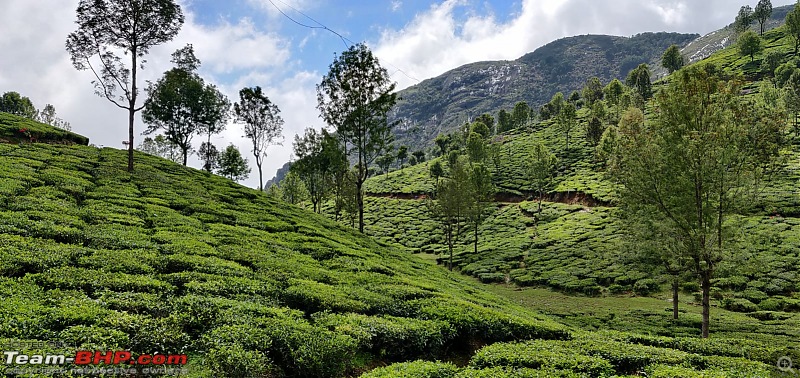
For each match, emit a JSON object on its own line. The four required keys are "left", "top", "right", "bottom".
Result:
{"left": 359, "top": 360, "right": 459, "bottom": 378}
{"left": 633, "top": 278, "right": 660, "bottom": 296}
{"left": 722, "top": 298, "right": 758, "bottom": 313}
{"left": 206, "top": 344, "right": 274, "bottom": 378}
{"left": 470, "top": 340, "right": 614, "bottom": 376}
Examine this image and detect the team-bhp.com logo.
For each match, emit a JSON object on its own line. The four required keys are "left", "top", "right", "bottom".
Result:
{"left": 4, "top": 350, "right": 187, "bottom": 366}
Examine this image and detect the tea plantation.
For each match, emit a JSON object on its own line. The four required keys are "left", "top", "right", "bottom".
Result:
{"left": 0, "top": 114, "right": 796, "bottom": 377}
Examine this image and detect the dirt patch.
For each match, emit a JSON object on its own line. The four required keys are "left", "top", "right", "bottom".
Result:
{"left": 495, "top": 191, "right": 611, "bottom": 207}
{"left": 366, "top": 192, "right": 429, "bottom": 200}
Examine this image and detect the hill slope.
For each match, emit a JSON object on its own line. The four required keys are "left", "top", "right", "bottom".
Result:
{"left": 1, "top": 114, "right": 795, "bottom": 377}
{"left": 389, "top": 32, "right": 698, "bottom": 151}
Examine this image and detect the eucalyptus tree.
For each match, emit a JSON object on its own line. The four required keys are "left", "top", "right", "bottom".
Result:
{"left": 234, "top": 87, "right": 284, "bottom": 191}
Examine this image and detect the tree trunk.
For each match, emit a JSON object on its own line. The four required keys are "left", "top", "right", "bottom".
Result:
{"left": 357, "top": 181, "right": 364, "bottom": 233}
{"left": 672, "top": 277, "right": 679, "bottom": 320}
{"left": 447, "top": 227, "right": 453, "bottom": 271}
{"left": 128, "top": 48, "right": 137, "bottom": 173}
{"left": 474, "top": 222, "right": 478, "bottom": 255}
{"left": 701, "top": 270, "right": 711, "bottom": 338}
{"left": 257, "top": 161, "right": 263, "bottom": 191}
{"left": 182, "top": 147, "right": 188, "bottom": 166}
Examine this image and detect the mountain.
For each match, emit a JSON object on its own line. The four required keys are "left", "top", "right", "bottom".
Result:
{"left": 389, "top": 32, "right": 698, "bottom": 151}
{"left": 0, "top": 113, "right": 792, "bottom": 377}
{"left": 682, "top": 4, "right": 795, "bottom": 64}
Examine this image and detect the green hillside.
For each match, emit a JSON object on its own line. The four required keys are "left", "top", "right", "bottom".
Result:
{"left": 389, "top": 32, "right": 698, "bottom": 153}
{"left": 1, "top": 114, "right": 796, "bottom": 377}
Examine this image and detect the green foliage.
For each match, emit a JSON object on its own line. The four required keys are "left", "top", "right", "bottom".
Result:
{"left": 0, "top": 92, "right": 36, "bottom": 119}
{"left": 786, "top": 1, "right": 800, "bottom": 53}
{"left": 661, "top": 44, "right": 685, "bottom": 73}
{"left": 360, "top": 360, "right": 459, "bottom": 378}
{"left": 217, "top": 144, "right": 250, "bottom": 182}
{"left": 738, "top": 30, "right": 763, "bottom": 62}
{"left": 755, "top": 0, "right": 774, "bottom": 35}
{"left": 735, "top": 5, "right": 755, "bottom": 34}
{"left": 233, "top": 86, "right": 284, "bottom": 190}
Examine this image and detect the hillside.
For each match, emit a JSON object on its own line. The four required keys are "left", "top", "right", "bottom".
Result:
{"left": 389, "top": 32, "right": 698, "bottom": 152}
{"left": 1, "top": 114, "right": 796, "bottom": 377}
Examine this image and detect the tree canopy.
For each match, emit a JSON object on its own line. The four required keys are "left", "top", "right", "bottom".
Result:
{"left": 234, "top": 86, "right": 284, "bottom": 191}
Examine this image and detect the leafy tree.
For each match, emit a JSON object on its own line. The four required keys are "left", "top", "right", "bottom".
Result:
{"left": 526, "top": 142, "right": 558, "bottom": 215}
{"left": 775, "top": 62, "right": 796, "bottom": 88}
{"left": 581, "top": 77, "right": 604, "bottom": 106}
{"left": 557, "top": 102, "right": 577, "bottom": 150}
{"left": 466, "top": 163, "right": 494, "bottom": 255}
{"left": 609, "top": 64, "right": 785, "bottom": 338}
{"left": 137, "top": 134, "right": 181, "bottom": 163}
{"left": 429, "top": 160, "right": 444, "bottom": 185}
{"left": 66, "top": 0, "right": 184, "bottom": 172}
{"left": 397, "top": 145, "right": 409, "bottom": 168}
{"left": 408, "top": 155, "right": 417, "bottom": 166}
{"left": 234, "top": 86, "right": 284, "bottom": 191}
{"left": 427, "top": 156, "right": 470, "bottom": 270}
{"left": 0, "top": 92, "right": 36, "bottom": 119}
{"left": 143, "top": 45, "right": 229, "bottom": 166}
{"left": 661, "top": 44, "right": 685, "bottom": 74}
{"left": 786, "top": 1, "right": 800, "bottom": 54}
{"left": 761, "top": 50, "right": 784, "bottom": 76}
{"left": 568, "top": 90, "right": 582, "bottom": 107}
{"left": 586, "top": 117, "right": 604, "bottom": 150}
{"left": 784, "top": 69, "right": 800, "bottom": 133}
{"left": 512, "top": 101, "right": 530, "bottom": 129}
{"left": 626, "top": 64, "right": 652, "bottom": 106}
{"left": 734, "top": 5, "right": 754, "bottom": 34}
{"left": 198, "top": 142, "right": 219, "bottom": 172}
{"left": 591, "top": 100, "right": 608, "bottom": 123}
{"left": 434, "top": 133, "right": 450, "bottom": 156}
{"left": 470, "top": 121, "right": 491, "bottom": 139}
{"left": 754, "top": 0, "right": 773, "bottom": 35}
{"left": 738, "top": 30, "right": 763, "bottom": 62}
{"left": 36, "top": 104, "right": 71, "bottom": 131}
{"left": 474, "top": 114, "right": 495, "bottom": 134}
{"left": 604, "top": 79, "right": 625, "bottom": 121}
{"left": 466, "top": 132, "right": 486, "bottom": 163}
{"left": 217, "top": 144, "right": 250, "bottom": 182}
{"left": 279, "top": 170, "right": 308, "bottom": 205}
{"left": 497, "top": 109, "right": 513, "bottom": 133}
{"left": 412, "top": 150, "right": 426, "bottom": 164}
{"left": 292, "top": 128, "right": 341, "bottom": 212}
{"left": 540, "top": 92, "right": 565, "bottom": 120}
{"left": 317, "top": 43, "right": 397, "bottom": 233}
{"left": 376, "top": 154, "right": 394, "bottom": 176}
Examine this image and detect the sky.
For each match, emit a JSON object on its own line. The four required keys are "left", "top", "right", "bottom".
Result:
{"left": 1, "top": 0, "right": 796, "bottom": 189}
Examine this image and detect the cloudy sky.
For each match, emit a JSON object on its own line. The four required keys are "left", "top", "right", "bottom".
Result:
{"left": 1, "top": 0, "right": 794, "bottom": 189}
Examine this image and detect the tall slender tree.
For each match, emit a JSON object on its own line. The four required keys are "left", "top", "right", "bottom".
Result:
{"left": 754, "top": 0, "right": 773, "bottom": 35}
{"left": 317, "top": 43, "right": 397, "bottom": 233}
{"left": 234, "top": 86, "right": 284, "bottom": 191}
{"left": 609, "top": 64, "right": 785, "bottom": 338}
{"left": 661, "top": 44, "right": 685, "bottom": 74}
{"left": 734, "top": 5, "right": 754, "bottom": 34}
{"left": 66, "top": 0, "right": 184, "bottom": 172}
{"left": 786, "top": 1, "right": 800, "bottom": 54}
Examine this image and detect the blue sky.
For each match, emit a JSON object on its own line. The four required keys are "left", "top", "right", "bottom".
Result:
{"left": 1, "top": 0, "right": 795, "bottom": 189}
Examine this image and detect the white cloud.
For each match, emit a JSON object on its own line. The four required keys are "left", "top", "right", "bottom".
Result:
{"left": 391, "top": 1, "right": 403, "bottom": 12}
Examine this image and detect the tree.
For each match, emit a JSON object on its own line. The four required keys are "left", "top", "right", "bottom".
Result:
{"left": 661, "top": 44, "right": 685, "bottom": 74}
{"left": 604, "top": 79, "right": 625, "bottom": 121}
{"left": 376, "top": 154, "right": 394, "bottom": 176}
{"left": 137, "top": 134, "right": 181, "bottom": 163}
{"left": 737, "top": 30, "right": 763, "bottom": 62}
{"left": 526, "top": 142, "right": 558, "bottom": 215}
{"left": 198, "top": 142, "right": 219, "bottom": 172}
{"left": 586, "top": 117, "right": 604, "bottom": 150}
{"left": 66, "top": 0, "right": 184, "bottom": 172}
{"left": 427, "top": 156, "right": 470, "bottom": 270}
{"left": 608, "top": 64, "right": 785, "bottom": 338}
{"left": 0, "top": 92, "right": 36, "bottom": 119}
{"left": 397, "top": 145, "right": 409, "bottom": 168}
{"left": 412, "top": 150, "right": 426, "bottom": 164}
{"left": 512, "top": 101, "right": 530, "bottom": 129}
{"left": 497, "top": 109, "right": 513, "bottom": 133}
{"left": 434, "top": 133, "right": 450, "bottom": 156}
{"left": 626, "top": 64, "right": 652, "bottom": 106}
{"left": 734, "top": 5, "right": 754, "bottom": 34}
{"left": 786, "top": 1, "right": 800, "bottom": 54}
{"left": 317, "top": 43, "right": 397, "bottom": 233}
{"left": 761, "top": 50, "right": 784, "bottom": 77}
{"left": 557, "top": 102, "right": 577, "bottom": 150}
{"left": 466, "top": 132, "right": 486, "bottom": 163}
{"left": 294, "top": 128, "right": 347, "bottom": 212}
{"left": 429, "top": 160, "right": 444, "bottom": 185}
{"left": 279, "top": 171, "right": 308, "bottom": 205}
{"left": 234, "top": 86, "right": 284, "bottom": 191}
{"left": 466, "top": 163, "right": 494, "bottom": 255}
{"left": 581, "top": 77, "right": 604, "bottom": 106}
{"left": 143, "top": 45, "right": 229, "bottom": 166}
{"left": 540, "top": 92, "right": 565, "bottom": 120}
{"left": 470, "top": 121, "right": 491, "bottom": 139}
{"left": 475, "top": 114, "right": 495, "bottom": 134}
{"left": 36, "top": 104, "right": 71, "bottom": 131}
{"left": 754, "top": 0, "right": 773, "bottom": 35}
{"left": 217, "top": 144, "right": 250, "bottom": 182}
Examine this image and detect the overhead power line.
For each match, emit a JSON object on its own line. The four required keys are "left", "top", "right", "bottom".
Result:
{"left": 266, "top": 0, "right": 420, "bottom": 85}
